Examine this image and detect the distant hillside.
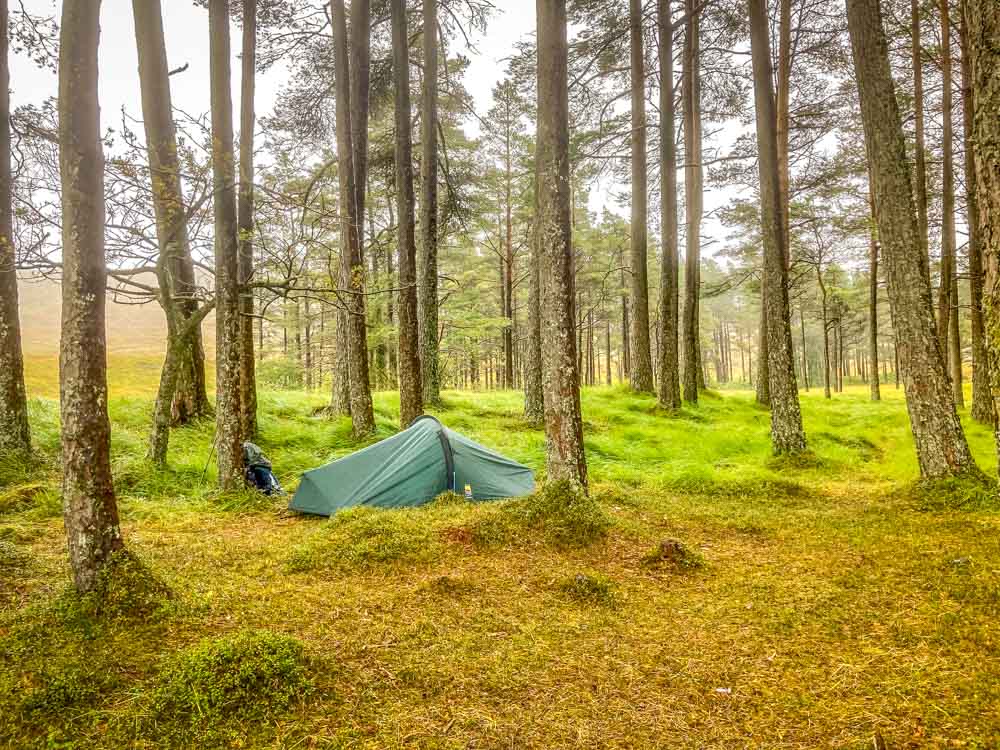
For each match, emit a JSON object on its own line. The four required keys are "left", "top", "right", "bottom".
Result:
{"left": 17, "top": 275, "right": 215, "bottom": 357}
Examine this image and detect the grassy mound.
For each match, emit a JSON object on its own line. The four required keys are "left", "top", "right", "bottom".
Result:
{"left": 471, "top": 480, "right": 611, "bottom": 549}
{"left": 287, "top": 506, "right": 439, "bottom": 571}
{"left": 57, "top": 551, "right": 174, "bottom": 625}
{"left": 904, "top": 473, "right": 1000, "bottom": 512}
{"left": 559, "top": 572, "right": 618, "bottom": 608}
{"left": 642, "top": 539, "right": 706, "bottom": 572}
{"left": 153, "top": 629, "right": 312, "bottom": 726}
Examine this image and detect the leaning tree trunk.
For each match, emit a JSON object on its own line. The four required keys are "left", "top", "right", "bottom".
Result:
{"left": 209, "top": 0, "right": 245, "bottom": 488}
{"left": 960, "top": 8, "right": 995, "bottom": 425}
{"left": 536, "top": 0, "right": 587, "bottom": 489}
{"left": 657, "top": 0, "right": 681, "bottom": 410}
{"left": 846, "top": 0, "right": 977, "bottom": 479}
{"left": 331, "top": 0, "right": 375, "bottom": 438}
{"left": 58, "top": 0, "right": 125, "bottom": 592}
{"left": 419, "top": 0, "right": 442, "bottom": 406}
{"left": 937, "top": 0, "right": 964, "bottom": 407}
{"left": 391, "top": 0, "right": 423, "bottom": 429}
{"left": 628, "top": 0, "right": 654, "bottom": 393}
{"left": 748, "top": 0, "right": 806, "bottom": 456}
{"left": 964, "top": 0, "right": 1000, "bottom": 464}
{"left": 682, "top": 0, "right": 703, "bottom": 404}
{"left": 238, "top": 0, "right": 258, "bottom": 439}
{"left": 0, "top": 0, "right": 29, "bottom": 456}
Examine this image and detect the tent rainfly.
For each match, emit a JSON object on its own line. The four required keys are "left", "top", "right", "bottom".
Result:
{"left": 289, "top": 416, "right": 535, "bottom": 516}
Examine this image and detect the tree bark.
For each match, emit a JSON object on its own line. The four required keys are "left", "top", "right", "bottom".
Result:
{"left": 238, "top": 0, "right": 258, "bottom": 438}
{"left": 627, "top": 0, "right": 655, "bottom": 393}
{"left": 847, "top": 0, "right": 977, "bottom": 478}
{"left": 748, "top": 0, "right": 807, "bottom": 456}
{"left": 58, "top": 0, "right": 124, "bottom": 591}
{"left": 0, "top": 0, "right": 29, "bottom": 456}
{"left": 964, "top": 0, "right": 1000, "bottom": 464}
{"left": 960, "top": 7, "right": 995, "bottom": 425}
{"left": 937, "top": 0, "right": 964, "bottom": 406}
{"left": 524, "top": 215, "right": 545, "bottom": 424}
{"left": 419, "top": 0, "right": 441, "bottom": 405}
{"left": 682, "top": 0, "right": 703, "bottom": 403}
{"left": 331, "top": 0, "right": 375, "bottom": 438}
{"left": 536, "top": 0, "right": 587, "bottom": 489}
{"left": 209, "top": 0, "right": 244, "bottom": 488}
{"left": 912, "top": 0, "right": 932, "bottom": 287}
{"left": 657, "top": 0, "right": 681, "bottom": 410}
{"left": 756, "top": 305, "right": 770, "bottom": 405}
{"left": 868, "top": 203, "right": 881, "bottom": 402}
{"left": 391, "top": 0, "right": 423, "bottom": 429}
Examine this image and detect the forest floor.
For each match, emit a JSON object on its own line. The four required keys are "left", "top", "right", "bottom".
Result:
{"left": 2, "top": 355, "right": 999, "bottom": 749}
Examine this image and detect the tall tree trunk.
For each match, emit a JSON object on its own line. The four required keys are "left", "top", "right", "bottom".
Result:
{"left": 868, "top": 200, "right": 881, "bottom": 402}
{"left": 628, "top": 0, "right": 654, "bottom": 393}
{"left": 536, "top": 0, "right": 587, "bottom": 488}
{"left": 937, "top": 0, "right": 964, "bottom": 406}
{"left": 776, "top": 0, "right": 792, "bottom": 246}
{"left": 419, "top": 0, "right": 441, "bottom": 406}
{"left": 912, "top": 0, "right": 932, "bottom": 286}
{"left": 756, "top": 306, "right": 770, "bottom": 405}
{"left": 58, "top": 0, "right": 124, "bottom": 591}
{"left": 682, "top": 0, "right": 703, "bottom": 403}
{"left": 820, "top": 283, "right": 831, "bottom": 399}
{"left": 133, "top": 0, "right": 201, "bottom": 464}
{"left": 960, "top": 7, "right": 995, "bottom": 425}
{"left": 524, "top": 217, "right": 544, "bottom": 424}
{"left": 331, "top": 0, "right": 375, "bottom": 437}
{"left": 964, "top": 0, "right": 1000, "bottom": 464}
{"left": 504, "top": 128, "right": 515, "bottom": 390}
{"left": 657, "top": 0, "right": 681, "bottom": 410}
{"left": 209, "top": 0, "right": 244, "bottom": 488}
{"left": 391, "top": 0, "right": 423, "bottom": 429}
{"left": 0, "top": 0, "right": 29, "bottom": 455}
{"left": 846, "top": 0, "right": 977, "bottom": 478}
{"left": 799, "top": 306, "right": 809, "bottom": 391}
{"left": 238, "top": 0, "right": 258, "bottom": 438}
{"left": 749, "top": 0, "right": 807, "bottom": 455}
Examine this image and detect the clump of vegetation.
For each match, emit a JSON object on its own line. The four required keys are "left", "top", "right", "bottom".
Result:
{"left": 765, "top": 450, "right": 825, "bottom": 471}
{"left": 287, "top": 506, "right": 439, "bottom": 571}
{"left": 60, "top": 551, "right": 173, "bottom": 624}
{"left": 471, "top": 480, "right": 611, "bottom": 549}
{"left": 19, "top": 664, "right": 109, "bottom": 718}
{"left": 905, "top": 473, "right": 1000, "bottom": 512}
{"left": 0, "top": 483, "right": 48, "bottom": 515}
{"left": 559, "top": 572, "right": 618, "bottom": 608}
{"left": 642, "top": 539, "right": 706, "bottom": 572}
{"left": 153, "top": 629, "right": 312, "bottom": 727}
{"left": 430, "top": 490, "right": 469, "bottom": 507}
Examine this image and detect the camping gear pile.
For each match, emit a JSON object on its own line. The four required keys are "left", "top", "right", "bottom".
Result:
{"left": 243, "top": 442, "right": 284, "bottom": 496}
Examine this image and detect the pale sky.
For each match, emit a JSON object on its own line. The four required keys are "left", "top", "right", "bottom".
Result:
{"left": 11, "top": 0, "right": 732, "bottom": 254}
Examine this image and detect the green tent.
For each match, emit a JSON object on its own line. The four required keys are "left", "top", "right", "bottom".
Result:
{"left": 289, "top": 416, "right": 535, "bottom": 516}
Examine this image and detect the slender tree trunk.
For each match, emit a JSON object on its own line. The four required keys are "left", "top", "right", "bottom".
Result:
{"left": 0, "top": 0, "right": 29, "bottom": 455}
{"left": 868, "top": 182, "right": 881, "bottom": 401}
{"left": 819, "top": 272, "right": 832, "bottom": 399}
{"left": 209, "top": 0, "right": 244, "bottom": 488}
{"left": 391, "top": 0, "right": 423, "bottom": 428}
{"left": 937, "top": 0, "right": 964, "bottom": 406}
{"left": 847, "top": 0, "right": 977, "bottom": 478}
{"left": 961, "top": 8, "right": 995, "bottom": 425}
{"left": 58, "top": 0, "right": 124, "bottom": 591}
{"left": 682, "top": 0, "right": 702, "bottom": 403}
{"left": 504, "top": 131, "right": 515, "bottom": 390}
{"left": 525, "top": 216, "right": 544, "bottom": 424}
{"left": 965, "top": 0, "right": 1000, "bottom": 464}
{"left": 756, "top": 306, "right": 770, "bottom": 405}
{"left": 749, "top": 0, "right": 806, "bottom": 455}
{"left": 628, "top": 0, "right": 655, "bottom": 392}
{"left": 536, "top": 0, "right": 587, "bottom": 488}
{"left": 238, "top": 0, "right": 258, "bottom": 437}
{"left": 606, "top": 318, "right": 613, "bottom": 385}
{"left": 912, "top": 0, "right": 932, "bottom": 286}
{"left": 799, "top": 306, "right": 809, "bottom": 391}
{"left": 657, "top": 0, "right": 681, "bottom": 410}
{"left": 419, "top": 0, "right": 441, "bottom": 406}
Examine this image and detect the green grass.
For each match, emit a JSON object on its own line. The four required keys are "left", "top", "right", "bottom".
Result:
{"left": 2, "top": 354, "right": 999, "bottom": 748}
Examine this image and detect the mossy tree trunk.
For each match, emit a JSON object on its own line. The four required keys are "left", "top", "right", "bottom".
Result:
{"left": 209, "top": 0, "right": 245, "bottom": 489}
{"left": 536, "top": 0, "right": 587, "bottom": 489}
{"left": 391, "top": 0, "right": 423, "bottom": 429}
{"left": 682, "top": 0, "right": 703, "bottom": 404}
{"left": 748, "top": 0, "right": 807, "bottom": 456}
{"left": 58, "top": 0, "right": 125, "bottom": 592}
{"left": 419, "top": 0, "right": 442, "bottom": 406}
{"left": 0, "top": 0, "right": 29, "bottom": 456}
{"left": 331, "top": 0, "right": 375, "bottom": 438}
{"left": 628, "top": 0, "right": 654, "bottom": 394}
{"left": 964, "top": 0, "right": 1000, "bottom": 464}
{"left": 846, "top": 0, "right": 978, "bottom": 479}
{"left": 238, "top": 0, "right": 258, "bottom": 439}
{"left": 657, "top": 0, "right": 681, "bottom": 410}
